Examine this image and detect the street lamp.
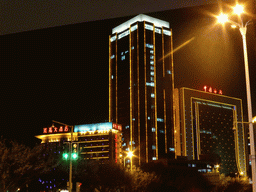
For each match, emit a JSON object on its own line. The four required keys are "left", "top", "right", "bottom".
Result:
{"left": 127, "top": 151, "right": 134, "bottom": 171}
{"left": 217, "top": 4, "right": 255, "bottom": 192}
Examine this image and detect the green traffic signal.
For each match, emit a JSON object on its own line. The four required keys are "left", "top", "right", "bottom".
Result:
{"left": 72, "top": 153, "right": 78, "bottom": 159}
{"left": 63, "top": 153, "right": 69, "bottom": 160}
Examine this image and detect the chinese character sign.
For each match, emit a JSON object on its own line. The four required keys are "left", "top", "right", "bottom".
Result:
{"left": 43, "top": 126, "right": 70, "bottom": 134}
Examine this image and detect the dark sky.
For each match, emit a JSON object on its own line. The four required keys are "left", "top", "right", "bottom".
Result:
{"left": 2, "top": 0, "right": 223, "bottom": 35}
{"left": 1, "top": 2, "right": 256, "bottom": 147}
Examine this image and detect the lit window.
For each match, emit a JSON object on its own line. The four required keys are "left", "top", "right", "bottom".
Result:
{"left": 146, "top": 82, "right": 154, "bottom": 87}
{"left": 150, "top": 72, "right": 154, "bottom": 76}
{"left": 150, "top": 66, "right": 154, "bottom": 70}
{"left": 152, "top": 128, "right": 156, "bottom": 132}
{"left": 125, "top": 125, "right": 129, "bottom": 129}
{"left": 131, "top": 25, "right": 137, "bottom": 32}
{"left": 192, "top": 164, "right": 196, "bottom": 167}
{"left": 151, "top": 93, "right": 155, "bottom": 98}
{"left": 132, "top": 118, "right": 135, "bottom": 121}
{"left": 163, "top": 29, "right": 171, "bottom": 36}
{"left": 152, "top": 157, "right": 157, "bottom": 160}
{"left": 111, "top": 75, "right": 114, "bottom": 79}
{"left": 125, "top": 50, "right": 128, "bottom": 54}
{"left": 152, "top": 145, "right": 156, "bottom": 150}
{"left": 150, "top": 50, "right": 154, "bottom": 54}
{"left": 150, "top": 61, "right": 154, "bottom": 65}
{"left": 155, "top": 28, "right": 161, "bottom": 34}
{"left": 150, "top": 56, "right": 154, "bottom": 59}
{"left": 110, "top": 36, "right": 116, "bottom": 42}
{"left": 121, "top": 56, "right": 125, "bottom": 60}
{"left": 150, "top": 77, "right": 154, "bottom": 81}
{"left": 146, "top": 44, "right": 153, "bottom": 49}
{"left": 145, "top": 24, "right": 153, "bottom": 31}
{"left": 118, "top": 30, "right": 130, "bottom": 39}
{"left": 157, "top": 118, "right": 164, "bottom": 122}
{"left": 111, "top": 55, "right": 115, "bottom": 59}
{"left": 167, "top": 70, "right": 171, "bottom": 74}
{"left": 131, "top": 46, "right": 134, "bottom": 50}
{"left": 122, "top": 143, "right": 126, "bottom": 146}
{"left": 148, "top": 117, "right": 150, "bottom": 120}
{"left": 169, "top": 148, "right": 175, "bottom": 152}
{"left": 160, "top": 130, "right": 165, "bottom": 134}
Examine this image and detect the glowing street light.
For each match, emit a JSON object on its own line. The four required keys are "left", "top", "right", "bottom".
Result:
{"left": 233, "top": 4, "right": 244, "bottom": 15}
{"left": 127, "top": 151, "right": 134, "bottom": 171}
{"left": 217, "top": 13, "right": 228, "bottom": 24}
{"left": 217, "top": 4, "right": 255, "bottom": 192}
{"left": 252, "top": 116, "right": 256, "bottom": 124}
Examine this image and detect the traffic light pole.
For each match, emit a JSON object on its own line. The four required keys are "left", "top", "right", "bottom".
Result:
{"left": 52, "top": 120, "right": 74, "bottom": 192}
{"left": 69, "top": 125, "right": 73, "bottom": 192}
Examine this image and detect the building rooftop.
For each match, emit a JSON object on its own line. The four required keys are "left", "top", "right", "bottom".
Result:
{"left": 112, "top": 14, "right": 170, "bottom": 34}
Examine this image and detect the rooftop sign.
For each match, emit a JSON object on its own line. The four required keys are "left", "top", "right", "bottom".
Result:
{"left": 43, "top": 125, "right": 70, "bottom": 134}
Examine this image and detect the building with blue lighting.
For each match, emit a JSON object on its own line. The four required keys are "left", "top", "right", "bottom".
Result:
{"left": 36, "top": 122, "right": 122, "bottom": 163}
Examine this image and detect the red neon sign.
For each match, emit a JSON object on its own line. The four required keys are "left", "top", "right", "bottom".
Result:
{"left": 203, "top": 86, "right": 222, "bottom": 95}
{"left": 114, "top": 134, "right": 118, "bottom": 163}
{"left": 43, "top": 126, "right": 70, "bottom": 134}
{"left": 113, "top": 123, "right": 122, "bottom": 131}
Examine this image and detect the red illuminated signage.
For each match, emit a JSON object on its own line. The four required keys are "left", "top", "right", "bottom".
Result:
{"left": 113, "top": 123, "right": 122, "bottom": 131}
{"left": 114, "top": 134, "right": 118, "bottom": 163}
{"left": 43, "top": 125, "right": 69, "bottom": 134}
{"left": 203, "top": 86, "right": 222, "bottom": 95}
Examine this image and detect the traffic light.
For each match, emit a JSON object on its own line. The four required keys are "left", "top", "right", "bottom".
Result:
{"left": 72, "top": 144, "right": 78, "bottom": 160}
{"left": 72, "top": 153, "right": 78, "bottom": 160}
{"left": 63, "top": 153, "right": 69, "bottom": 160}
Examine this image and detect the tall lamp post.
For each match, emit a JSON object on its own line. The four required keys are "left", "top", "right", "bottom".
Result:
{"left": 53, "top": 120, "right": 74, "bottom": 192}
{"left": 217, "top": 4, "right": 255, "bottom": 191}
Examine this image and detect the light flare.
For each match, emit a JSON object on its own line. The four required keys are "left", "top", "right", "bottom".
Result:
{"left": 217, "top": 13, "right": 228, "bottom": 24}
{"left": 233, "top": 4, "right": 244, "bottom": 15}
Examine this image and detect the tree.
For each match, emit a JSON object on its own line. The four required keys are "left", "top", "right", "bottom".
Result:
{"left": 215, "top": 174, "right": 252, "bottom": 192}
{"left": 0, "top": 139, "right": 57, "bottom": 192}
{"left": 77, "top": 161, "right": 132, "bottom": 192}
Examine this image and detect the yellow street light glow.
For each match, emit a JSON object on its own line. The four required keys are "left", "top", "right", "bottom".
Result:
{"left": 127, "top": 151, "right": 133, "bottom": 157}
{"left": 231, "top": 24, "right": 237, "bottom": 28}
{"left": 233, "top": 4, "right": 244, "bottom": 15}
{"left": 216, "top": 164, "right": 220, "bottom": 168}
{"left": 252, "top": 116, "right": 256, "bottom": 123}
{"left": 217, "top": 13, "right": 228, "bottom": 24}
{"left": 240, "top": 171, "right": 244, "bottom": 175}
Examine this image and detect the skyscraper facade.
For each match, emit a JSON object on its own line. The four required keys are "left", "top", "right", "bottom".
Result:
{"left": 174, "top": 87, "right": 247, "bottom": 175}
{"left": 109, "top": 14, "right": 174, "bottom": 165}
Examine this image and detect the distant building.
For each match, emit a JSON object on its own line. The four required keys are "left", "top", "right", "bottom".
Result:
{"left": 174, "top": 87, "right": 247, "bottom": 175}
{"left": 35, "top": 122, "right": 122, "bottom": 163}
{"left": 109, "top": 14, "right": 174, "bottom": 165}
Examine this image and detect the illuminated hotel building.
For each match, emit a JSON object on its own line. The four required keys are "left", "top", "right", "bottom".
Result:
{"left": 174, "top": 87, "right": 247, "bottom": 175}
{"left": 35, "top": 122, "right": 122, "bottom": 163}
{"left": 109, "top": 14, "right": 174, "bottom": 165}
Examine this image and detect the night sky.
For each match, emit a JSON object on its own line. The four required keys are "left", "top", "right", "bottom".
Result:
{"left": 1, "top": 2, "right": 256, "bottom": 147}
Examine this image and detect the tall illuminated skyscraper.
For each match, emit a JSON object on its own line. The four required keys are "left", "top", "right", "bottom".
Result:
{"left": 109, "top": 14, "right": 174, "bottom": 165}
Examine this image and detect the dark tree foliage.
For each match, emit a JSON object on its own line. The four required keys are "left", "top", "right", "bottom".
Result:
{"left": 0, "top": 139, "right": 58, "bottom": 192}
{"left": 141, "top": 162, "right": 214, "bottom": 192}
